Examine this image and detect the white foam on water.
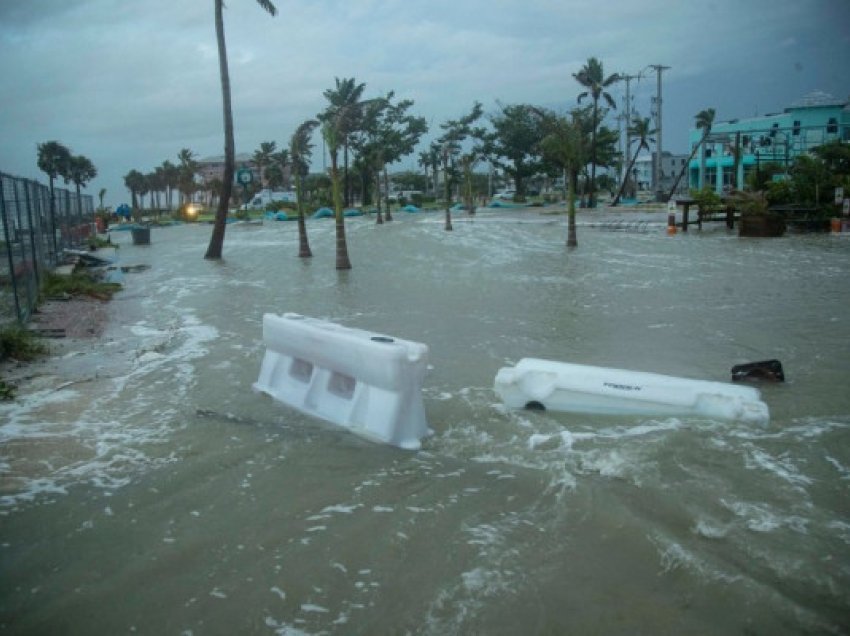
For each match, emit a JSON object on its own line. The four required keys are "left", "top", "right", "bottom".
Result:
{"left": 720, "top": 499, "right": 810, "bottom": 534}
{"left": 1, "top": 310, "right": 219, "bottom": 507}
{"left": 650, "top": 533, "right": 742, "bottom": 583}
{"left": 264, "top": 617, "right": 313, "bottom": 636}
{"left": 319, "top": 503, "right": 362, "bottom": 515}
{"left": 692, "top": 518, "right": 730, "bottom": 539}
{"left": 744, "top": 448, "right": 814, "bottom": 488}
{"left": 527, "top": 431, "right": 573, "bottom": 451}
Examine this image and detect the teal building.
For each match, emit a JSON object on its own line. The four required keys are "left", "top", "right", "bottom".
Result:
{"left": 689, "top": 91, "right": 850, "bottom": 193}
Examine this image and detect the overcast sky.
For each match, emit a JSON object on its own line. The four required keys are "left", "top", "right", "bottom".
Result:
{"left": 1, "top": 0, "right": 848, "bottom": 207}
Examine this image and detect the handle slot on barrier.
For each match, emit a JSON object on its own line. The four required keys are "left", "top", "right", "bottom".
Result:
{"left": 290, "top": 358, "right": 314, "bottom": 383}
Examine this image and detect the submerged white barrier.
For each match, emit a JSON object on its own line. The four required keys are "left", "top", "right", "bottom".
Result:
{"left": 494, "top": 358, "right": 770, "bottom": 424}
{"left": 253, "top": 313, "right": 432, "bottom": 449}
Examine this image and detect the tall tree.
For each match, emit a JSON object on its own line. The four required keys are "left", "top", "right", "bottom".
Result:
{"left": 123, "top": 169, "right": 146, "bottom": 211}
{"left": 290, "top": 119, "right": 319, "bottom": 258}
{"left": 355, "top": 92, "right": 427, "bottom": 223}
{"left": 160, "top": 160, "right": 180, "bottom": 209}
{"left": 438, "top": 102, "right": 484, "bottom": 231}
{"left": 272, "top": 148, "right": 290, "bottom": 189}
{"left": 66, "top": 155, "right": 97, "bottom": 225}
{"left": 667, "top": 108, "right": 715, "bottom": 199}
{"left": 177, "top": 148, "right": 199, "bottom": 206}
{"left": 573, "top": 57, "right": 620, "bottom": 208}
{"left": 323, "top": 77, "right": 366, "bottom": 207}
{"left": 612, "top": 116, "right": 655, "bottom": 206}
{"left": 253, "top": 141, "right": 277, "bottom": 188}
{"left": 205, "top": 0, "right": 277, "bottom": 260}
{"left": 37, "top": 141, "right": 72, "bottom": 252}
{"left": 484, "top": 103, "right": 544, "bottom": 200}
{"left": 537, "top": 108, "right": 588, "bottom": 248}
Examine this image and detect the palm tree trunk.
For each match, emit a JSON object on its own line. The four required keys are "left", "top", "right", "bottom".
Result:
{"left": 666, "top": 133, "right": 705, "bottom": 201}
{"left": 205, "top": 0, "right": 233, "bottom": 260}
{"left": 612, "top": 147, "right": 642, "bottom": 206}
{"left": 295, "top": 175, "right": 312, "bottom": 258}
{"left": 589, "top": 100, "right": 598, "bottom": 208}
{"left": 343, "top": 142, "right": 350, "bottom": 208}
{"left": 443, "top": 159, "right": 453, "bottom": 231}
{"left": 567, "top": 167, "right": 578, "bottom": 248}
{"left": 331, "top": 153, "right": 351, "bottom": 270}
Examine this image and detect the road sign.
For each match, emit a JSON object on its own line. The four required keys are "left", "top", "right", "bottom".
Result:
{"left": 237, "top": 168, "right": 253, "bottom": 186}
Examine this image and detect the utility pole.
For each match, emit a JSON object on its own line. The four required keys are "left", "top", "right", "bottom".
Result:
{"left": 619, "top": 71, "right": 642, "bottom": 193}
{"left": 649, "top": 64, "right": 670, "bottom": 201}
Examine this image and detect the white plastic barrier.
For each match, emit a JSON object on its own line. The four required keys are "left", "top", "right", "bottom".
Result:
{"left": 494, "top": 358, "right": 769, "bottom": 424}
{"left": 253, "top": 313, "right": 432, "bottom": 449}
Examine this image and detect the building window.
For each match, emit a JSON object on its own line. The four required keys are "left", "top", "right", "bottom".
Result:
{"left": 792, "top": 120, "right": 801, "bottom": 136}
{"left": 827, "top": 118, "right": 838, "bottom": 134}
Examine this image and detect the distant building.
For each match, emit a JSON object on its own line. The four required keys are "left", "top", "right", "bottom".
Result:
{"left": 196, "top": 153, "right": 259, "bottom": 185}
{"left": 688, "top": 90, "right": 850, "bottom": 193}
{"left": 633, "top": 151, "right": 690, "bottom": 195}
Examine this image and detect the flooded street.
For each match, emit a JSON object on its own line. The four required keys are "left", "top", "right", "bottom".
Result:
{"left": 2, "top": 210, "right": 849, "bottom": 634}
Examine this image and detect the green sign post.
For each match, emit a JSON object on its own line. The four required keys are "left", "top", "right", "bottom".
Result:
{"left": 236, "top": 168, "right": 253, "bottom": 207}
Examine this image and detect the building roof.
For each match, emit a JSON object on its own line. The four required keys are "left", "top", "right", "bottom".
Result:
{"left": 787, "top": 90, "right": 846, "bottom": 109}
{"left": 197, "top": 153, "right": 254, "bottom": 164}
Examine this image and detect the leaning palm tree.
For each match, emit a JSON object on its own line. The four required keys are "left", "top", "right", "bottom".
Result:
{"left": 666, "top": 108, "right": 715, "bottom": 200}
{"left": 612, "top": 116, "right": 656, "bottom": 206}
{"left": 205, "top": 0, "right": 277, "bottom": 260}
{"left": 290, "top": 119, "right": 319, "bottom": 258}
{"left": 573, "top": 57, "right": 620, "bottom": 208}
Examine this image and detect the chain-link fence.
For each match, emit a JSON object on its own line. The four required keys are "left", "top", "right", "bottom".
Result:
{"left": 1, "top": 172, "right": 94, "bottom": 326}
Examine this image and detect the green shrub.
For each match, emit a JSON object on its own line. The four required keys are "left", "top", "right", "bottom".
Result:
{"left": 0, "top": 325, "right": 47, "bottom": 362}
{"left": 42, "top": 271, "right": 122, "bottom": 301}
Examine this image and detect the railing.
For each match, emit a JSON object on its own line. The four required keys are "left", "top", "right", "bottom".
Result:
{"left": 0, "top": 171, "right": 94, "bottom": 326}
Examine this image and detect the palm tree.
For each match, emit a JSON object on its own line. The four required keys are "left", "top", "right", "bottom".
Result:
{"left": 98, "top": 188, "right": 107, "bottom": 210}
{"left": 290, "top": 119, "right": 319, "bottom": 258}
{"left": 37, "top": 141, "right": 72, "bottom": 253}
{"left": 612, "top": 116, "right": 656, "bottom": 206}
{"left": 321, "top": 117, "right": 352, "bottom": 269}
{"left": 205, "top": 0, "right": 277, "bottom": 260}
{"left": 66, "top": 155, "right": 97, "bottom": 226}
{"left": 667, "top": 108, "right": 715, "bottom": 199}
{"left": 160, "top": 160, "right": 180, "bottom": 210}
{"left": 573, "top": 57, "right": 620, "bottom": 208}
{"left": 438, "top": 102, "right": 484, "bottom": 231}
{"left": 537, "top": 108, "right": 587, "bottom": 248}
{"left": 123, "top": 169, "right": 145, "bottom": 211}
{"left": 272, "top": 149, "right": 290, "bottom": 188}
{"left": 177, "top": 148, "right": 199, "bottom": 206}
{"left": 253, "top": 141, "right": 277, "bottom": 188}
{"left": 323, "top": 77, "right": 366, "bottom": 207}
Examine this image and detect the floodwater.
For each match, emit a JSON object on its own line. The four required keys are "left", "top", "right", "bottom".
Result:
{"left": 1, "top": 209, "right": 849, "bottom": 635}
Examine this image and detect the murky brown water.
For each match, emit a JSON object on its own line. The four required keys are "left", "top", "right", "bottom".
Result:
{"left": 2, "top": 210, "right": 849, "bottom": 634}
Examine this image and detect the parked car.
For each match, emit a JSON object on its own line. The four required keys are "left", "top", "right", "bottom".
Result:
{"left": 495, "top": 190, "right": 515, "bottom": 200}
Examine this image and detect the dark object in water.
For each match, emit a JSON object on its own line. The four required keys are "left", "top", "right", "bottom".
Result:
{"left": 731, "top": 359, "right": 784, "bottom": 383}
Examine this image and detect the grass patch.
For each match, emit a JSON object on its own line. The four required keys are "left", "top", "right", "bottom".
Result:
{"left": 0, "top": 325, "right": 47, "bottom": 363}
{"left": 42, "top": 271, "right": 122, "bottom": 301}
